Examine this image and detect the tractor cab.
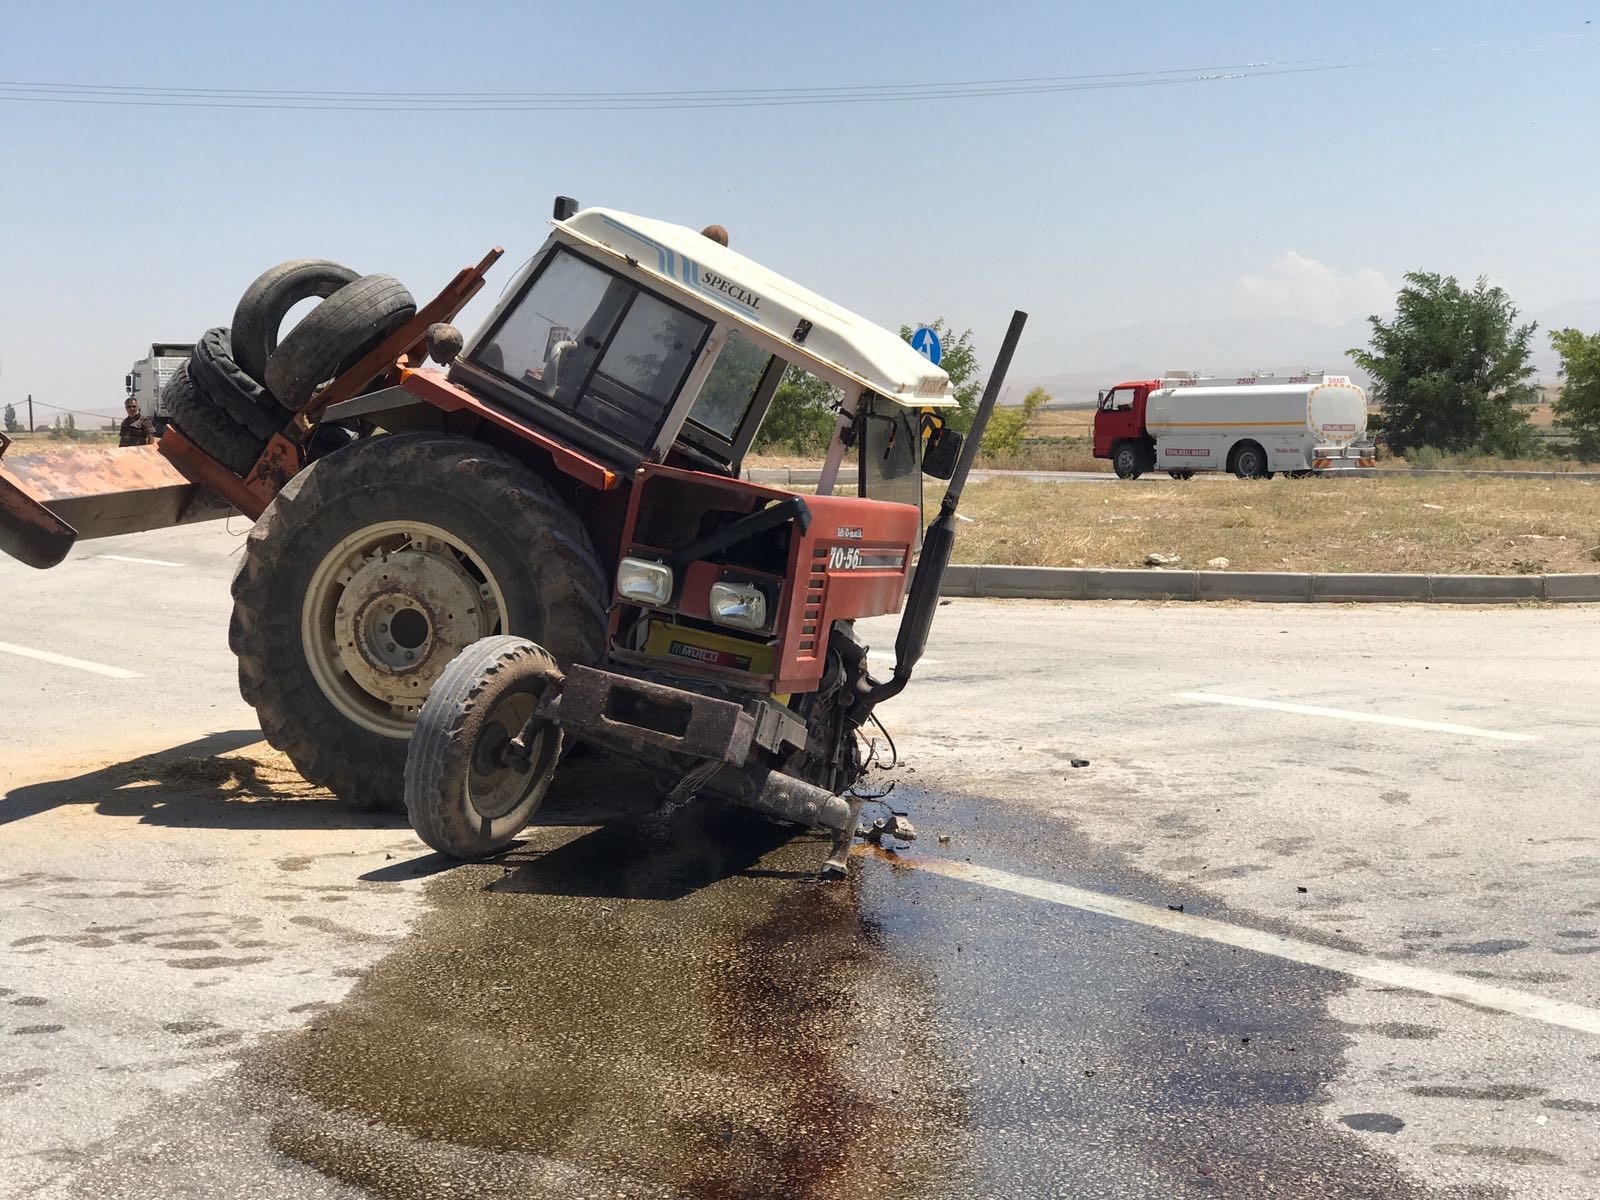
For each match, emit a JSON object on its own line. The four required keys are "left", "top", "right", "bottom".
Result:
{"left": 448, "top": 204, "right": 962, "bottom": 503}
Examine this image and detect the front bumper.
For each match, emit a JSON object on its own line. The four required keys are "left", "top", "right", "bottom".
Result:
{"left": 553, "top": 665, "right": 864, "bottom": 865}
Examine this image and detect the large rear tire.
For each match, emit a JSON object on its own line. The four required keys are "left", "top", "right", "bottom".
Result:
{"left": 230, "top": 433, "right": 606, "bottom": 811}
{"left": 405, "top": 636, "right": 563, "bottom": 859}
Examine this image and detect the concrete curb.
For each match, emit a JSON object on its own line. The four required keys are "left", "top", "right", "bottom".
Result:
{"left": 940, "top": 566, "right": 1600, "bottom": 604}
{"left": 743, "top": 466, "right": 1600, "bottom": 485}
{"left": 745, "top": 470, "right": 1600, "bottom": 489}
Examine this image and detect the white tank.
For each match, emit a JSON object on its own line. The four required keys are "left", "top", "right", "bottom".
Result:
{"left": 1145, "top": 380, "right": 1366, "bottom": 445}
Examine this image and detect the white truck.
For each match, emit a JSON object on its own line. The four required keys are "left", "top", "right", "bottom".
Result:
{"left": 125, "top": 342, "right": 195, "bottom": 430}
{"left": 1092, "top": 371, "right": 1375, "bottom": 479}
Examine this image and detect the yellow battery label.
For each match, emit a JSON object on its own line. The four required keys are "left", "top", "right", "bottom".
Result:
{"left": 642, "top": 621, "right": 775, "bottom": 676}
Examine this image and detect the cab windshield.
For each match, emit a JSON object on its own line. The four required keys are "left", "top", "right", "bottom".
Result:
{"left": 858, "top": 394, "right": 922, "bottom": 510}
{"left": 471, "top": 246, "right": 711, "bottom": 449}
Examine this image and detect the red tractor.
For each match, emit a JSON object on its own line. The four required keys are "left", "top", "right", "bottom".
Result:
{"left": 0, "top": 198, "right": 1024, "bottom": 875}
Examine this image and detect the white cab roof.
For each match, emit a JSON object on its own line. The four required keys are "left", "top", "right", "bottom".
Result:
{"left": 555, "top": 207, "right": 954, "bottom": 408}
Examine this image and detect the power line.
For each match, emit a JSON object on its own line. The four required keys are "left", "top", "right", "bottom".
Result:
{"left": 0, "top": 64, "right": 1355, "bottom": 112}
{"left": 0, "top": 59, "right": 1331, "bottom": 101}
{"left": 21, "top": 399, "right": 122, "bottom": 423}
{"left": 0, "top": 31, "right": 1583, "bottom": 113}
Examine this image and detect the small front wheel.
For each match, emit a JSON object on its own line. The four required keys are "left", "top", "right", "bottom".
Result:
{"left": 404, "top": 636, "right": 564, "bottom": 859}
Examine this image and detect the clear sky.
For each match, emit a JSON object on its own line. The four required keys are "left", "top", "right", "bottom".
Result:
{"left": 0, "top": 0, "right": 1595, "bottom": 423}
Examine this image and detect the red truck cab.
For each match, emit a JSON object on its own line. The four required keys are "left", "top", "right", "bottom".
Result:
{"left": 1092, "top": 379, "right": 1161, "bottom": 477}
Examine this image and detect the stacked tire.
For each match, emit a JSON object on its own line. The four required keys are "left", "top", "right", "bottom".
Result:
{"left": 164, "top": 259, "right": 416, "bottom": 474}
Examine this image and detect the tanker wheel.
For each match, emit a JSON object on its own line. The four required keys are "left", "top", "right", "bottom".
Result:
{"left": 230, "top": 432, "right": 606, "bottom": 812}
{"left": 1112, "top": 442, "right": 1143, "bottom": 479}
{"left": 1167, "top": 469, "right": 1195, "bottom": 481}
{"left": 1232, "top": 442, "right": 1269, "bottom": 479}
{"left": 405, "top": 636, "right": 563, "bottom": 859}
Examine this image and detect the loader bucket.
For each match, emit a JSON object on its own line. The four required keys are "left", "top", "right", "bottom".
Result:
{"left": 0, "top": 443, "right": 232, "bottom": 569}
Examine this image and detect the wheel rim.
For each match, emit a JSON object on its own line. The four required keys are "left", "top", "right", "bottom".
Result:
{"left": 302, "top": 520, "right": 509, "bottom": 738}
{"left": 1116, "top": 448, "right": 1136, "bottom": 476}
{"left": 1240, "top": 450, "right": 1261, "bottom": 476}
{"left": 467, "top": 686, "right": 559, "bottom": 821}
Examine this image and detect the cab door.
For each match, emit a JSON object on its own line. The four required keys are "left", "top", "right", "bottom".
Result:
{"left": 1093, "top": 386, "right": 1143, "bottom": 457}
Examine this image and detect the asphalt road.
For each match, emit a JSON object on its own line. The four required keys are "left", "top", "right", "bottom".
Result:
{"left": 4, "top": 523, "right": 1600, "bottom": 1198}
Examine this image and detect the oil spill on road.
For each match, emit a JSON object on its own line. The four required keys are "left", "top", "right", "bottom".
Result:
{"left": 246, "top": 765, "right": 968, "bottom": 1200}
{"left": 856, "top": 784, "right": 1450, "bottom": 1198}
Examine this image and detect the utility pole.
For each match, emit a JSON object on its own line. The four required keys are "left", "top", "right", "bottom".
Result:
{"left": 27, "top": 394, "right": 32, "bottom": 432}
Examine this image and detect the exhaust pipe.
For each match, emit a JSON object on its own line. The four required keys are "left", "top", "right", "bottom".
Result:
{"left": 861, "top": 309, "right": 1028, "bottom": 707}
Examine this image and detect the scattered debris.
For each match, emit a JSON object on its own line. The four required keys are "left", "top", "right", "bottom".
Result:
{"left": 1167, "top": 903, "right": 1185, "bottom": 913}
{"left": 937, "top": 834, "right": 952, "bottom": 846}
{"left": 1145, "top": 552, "right": 1182, "bottom": 567}
{"left": 1070, "top": 758, "right": 1090, "bottom": 768}
{"left": 861, "top": 813, "right": 918, "bottom": 846}
{"left": 1206, "top": 556, "right": 1231, "bottom": 569}
{"left": 1421, "top": 502, "right": 1445, "bottom": 510}
{"left": 1296, "top": 886, "right": 1308, "bottom": 893}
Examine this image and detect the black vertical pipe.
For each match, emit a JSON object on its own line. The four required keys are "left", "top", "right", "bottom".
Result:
{"left": 862, "top": 310, "right": 1028, "bottom": 707}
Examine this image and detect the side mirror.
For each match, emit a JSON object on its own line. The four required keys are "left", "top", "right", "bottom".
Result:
{"left": 552, "top": 195, "right": 580, "bottom": 221}
{"left": 922, "top": 427, "right": 963, "bottom": 479}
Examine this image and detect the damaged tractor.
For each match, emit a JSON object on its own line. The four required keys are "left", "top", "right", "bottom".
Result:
{"left": 0, "top": 199, "right": 1024, "bottom": 876}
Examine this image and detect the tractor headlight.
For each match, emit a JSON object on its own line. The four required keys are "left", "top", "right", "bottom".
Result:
{"left": 708, "top": 581, "right": 768, "bottom": 631}
{"left": 617, "top": 557, "right": 673, "bottom": 606}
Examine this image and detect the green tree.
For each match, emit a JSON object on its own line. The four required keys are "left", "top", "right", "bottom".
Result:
{"left": 1550, "top": 327, "right": 1600, "bottom": 461}
{"left": 979, "top": 385, "right": 1052, "bottom": 456}
{"left": 1349, "top": 272, "right": 1538, "bottom": 457}
{"left": 751, "top": 365, "right": 840, "bottom": 455}
{"left": 2, "top": 402, "right": 17, "bottom": 433}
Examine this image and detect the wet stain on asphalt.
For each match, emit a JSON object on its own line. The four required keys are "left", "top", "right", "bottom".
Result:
{"left": 247, "top": 762, "right": 967, "bottom": 1200}
{"left": 1341, "top": 1112, "right": 1405, "bottom": 1134}
{"left": 1407, "top": 1084, "right": 1547, "bottom": 1102}
{"left": 1364, "top": 1023, "right": 1442, "bottom": 1041}
{"left": 242, "top": 763, "right": 1455, "bottom": 1199}
{"left": 1443, "top": 939, "right": 1530, "bottom": 956}
{"left": 1540, "top": 1098, "right": 1600, "bottom": 1112}
{"left": 1432, "top": 1144, "right": 1565, "bottom": 1167}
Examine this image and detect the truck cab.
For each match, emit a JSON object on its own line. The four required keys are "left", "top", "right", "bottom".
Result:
{"left": 1092, "top": 379, "right": 1160, "bottom": 478}
{"left": 126, "top": 342, "right": 195, "bottom": 430}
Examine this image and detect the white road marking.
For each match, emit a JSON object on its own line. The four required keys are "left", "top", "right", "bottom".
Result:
{"left": 1173, "top": 691, "right": 1536, "bottom": 742}
{"left": 868, "top": 651, "right": 942, "bottom": 667}
{"left": 0, "top": 640, "right": 142, "bottom": 680}
{"left": 877, "top": 850, "right": 1600, "bottom": 1037}
{"left": 95, "top": 554, "right": 184, "bottom": 568}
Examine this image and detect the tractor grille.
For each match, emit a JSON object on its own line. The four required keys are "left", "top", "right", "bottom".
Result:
{"left": 799, "top": 545, "right": 829, "bottom": 657}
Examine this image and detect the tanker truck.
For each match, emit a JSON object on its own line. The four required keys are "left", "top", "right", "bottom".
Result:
{"left": 1091, "top": 371, "right": 1374, "bottom": 479}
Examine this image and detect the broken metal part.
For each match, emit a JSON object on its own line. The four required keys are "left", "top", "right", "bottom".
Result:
{"left": 821, "top": 795, "right": 867, "bottom": 879}
{"left": 559, "top": 665, "right": 756, "bottom": 765}
{"left": 662, "top": 759, "right": 724, "bottom": 813}
{"left": 861, "top": 813, "right": 918, "bottom": 846}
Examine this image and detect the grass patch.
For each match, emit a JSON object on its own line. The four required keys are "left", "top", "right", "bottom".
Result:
{"left": 950, "top": 475, "right": 1600, "bottom": 575}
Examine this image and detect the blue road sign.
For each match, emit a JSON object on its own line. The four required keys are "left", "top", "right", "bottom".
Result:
{"left": 910, "top": 326, "right": 943, "bottom": 367}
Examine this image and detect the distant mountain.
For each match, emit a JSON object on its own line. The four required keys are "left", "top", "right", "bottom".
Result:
{"left": 1008, "top": 299, "right": 1600, "bottom": 402}
{"left": 1010, "top": 314, "right": 1375, "bottom": 404}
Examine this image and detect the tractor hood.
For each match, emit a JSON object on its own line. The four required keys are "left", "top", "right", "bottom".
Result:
{"left": 554, "top": 207, "right": 954, "bottom": 409}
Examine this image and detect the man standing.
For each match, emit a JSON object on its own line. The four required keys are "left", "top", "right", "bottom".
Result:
{"left": 119, "top": 396, "right": 155, "bottom": 446}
